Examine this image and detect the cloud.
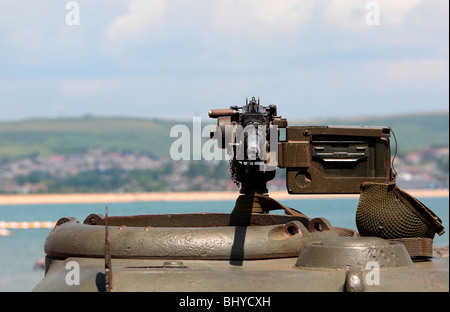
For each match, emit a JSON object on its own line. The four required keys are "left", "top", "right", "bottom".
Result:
{"left": 59, "top": 79, "right": 121, "bottom": 97}
{"left": 358, "top": 57, "right": 449, "bottom": 98}
{"left": 383, "top": 59, "right": 449, "bottom": 85}
{"left": 378, "top": 0, "right": 423, "bottom": 25}
{"left": 104, "top": 0, "right": 315, "bottom": 48}
{"left": 212, "top": 0, "right": 315, "bottom": 37}
{"left": 100, "top": 0, "right": 448, "bottom": 61}
{"left": 105, "top": 0, "right": 165, "bottom": 43}
{"left": 0, "top": 0, "right": 448, "bottom": 121}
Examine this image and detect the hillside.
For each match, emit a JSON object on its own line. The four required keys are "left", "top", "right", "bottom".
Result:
{"left": 0, "top": 112, "right": 448, "bottom": 193}
{"left": 0, "top": 111, "right": 448, "bottom": 162}
{"left": 0, "top": 116, "right": 186, "bottom": 163}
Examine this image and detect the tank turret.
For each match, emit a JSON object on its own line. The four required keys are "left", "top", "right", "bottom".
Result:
{"left": 34, "top": 98, "right": 447, "bottom": 295}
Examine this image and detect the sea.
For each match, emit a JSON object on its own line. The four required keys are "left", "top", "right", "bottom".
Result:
{"left": 0, "top": 196, "right": 448, "bottom": 292}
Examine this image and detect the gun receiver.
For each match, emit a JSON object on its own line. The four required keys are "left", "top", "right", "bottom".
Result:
{"left": 209, "top": 97, "right": 395, "bottom": 195}
{"left": 209, "top": 97, "right": 283, "bottom": 194}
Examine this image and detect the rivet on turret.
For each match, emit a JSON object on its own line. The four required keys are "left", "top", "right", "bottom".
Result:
{"left": 344, "top": 269, "right": 364, "bottom": 292}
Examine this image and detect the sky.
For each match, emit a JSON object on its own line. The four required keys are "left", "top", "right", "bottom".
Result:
{"left": 0, "top": 0, "right": 448, "bottom": 121}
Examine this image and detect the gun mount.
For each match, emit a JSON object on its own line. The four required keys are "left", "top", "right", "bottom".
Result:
{"left": 209, "top": 96, "right": 395, "bottom": 196}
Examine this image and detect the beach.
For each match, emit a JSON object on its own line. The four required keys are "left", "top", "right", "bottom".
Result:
{"left": 0, "top": 189, "right": 448, "bottom": 205}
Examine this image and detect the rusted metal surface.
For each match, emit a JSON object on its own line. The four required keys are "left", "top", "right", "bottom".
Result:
{"left": 278, "top": 141, "right": 310, "bottom": 168}
{"left": 208, "top": 108, "right": 239, "bottom": 118}
{"left": 295, "top": 237, "right": 413, "bottom": 269}
{"left": 307, "top": 218, "right": 330, "bottom": 232}
{"left": 389, "top": 237, "right": 434, "bottom": 259}
{"left": 230, "top": 193, "right": 310, "bottom": 217}
{"left": 45, "top": 214, "right": 338, "bottom": 260}
{"left": 284, "top": 126, "right": 393, "bottom": 194}
{"left": 83, "top": 212, "right": 309, "bottom": 227}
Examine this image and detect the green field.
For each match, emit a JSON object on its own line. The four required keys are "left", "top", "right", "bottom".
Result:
{"left": 0, "top": 116, "right": 187, "bottom": 162}
{"left": 0, "top": 111, "right": 448, "bottom": 162}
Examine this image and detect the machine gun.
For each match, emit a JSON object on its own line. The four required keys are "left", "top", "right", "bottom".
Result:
{"left": 209, "top": 96, "right": 395, "bottom": 197}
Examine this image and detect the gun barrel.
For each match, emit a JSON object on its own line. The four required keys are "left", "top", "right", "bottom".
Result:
{"left": 208, "top": 109, "right": 239, "bottom": 118}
